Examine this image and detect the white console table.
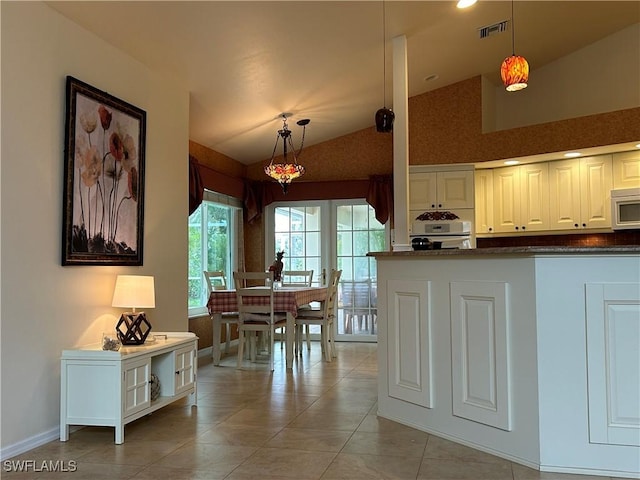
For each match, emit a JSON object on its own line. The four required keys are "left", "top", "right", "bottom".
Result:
{"left": 60, "top": 332, "right": 198, "bottom": 444}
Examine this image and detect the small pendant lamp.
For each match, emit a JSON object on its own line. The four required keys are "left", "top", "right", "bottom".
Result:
{"left": 375, "top": 0, "right": 394, "bottom": 132}
{"left": 500, "top": 0, "right": 529, "bottom": 91}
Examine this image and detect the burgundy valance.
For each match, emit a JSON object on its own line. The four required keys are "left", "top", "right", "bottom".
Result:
{"left": 188, "top": 155, "right": 204, "bottom": 215}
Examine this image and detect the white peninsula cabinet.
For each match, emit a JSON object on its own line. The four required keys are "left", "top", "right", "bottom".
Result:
{"left": 370, "top": 247, "right": 640, "bottom": 478}
{"left": 60, "top": 332, "right": 197, "bottom": 444}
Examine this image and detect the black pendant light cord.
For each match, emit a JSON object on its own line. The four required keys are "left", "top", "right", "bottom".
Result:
{"left": 511, "top": 0, "right": 515, "bottom": 56}
{"left": 382, "top": 0, "right": 387, "bottom": 108}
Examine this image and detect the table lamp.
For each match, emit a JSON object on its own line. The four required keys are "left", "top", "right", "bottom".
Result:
{"left": 112, "top": 275, "right": 155, "bottom": 345}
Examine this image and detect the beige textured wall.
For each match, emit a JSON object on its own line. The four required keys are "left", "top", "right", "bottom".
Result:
{"left": 408, "top": 76, "right": 640, "bottom": 165}
{"left": 189, "top": 140, "right": 246, "bottom": 178}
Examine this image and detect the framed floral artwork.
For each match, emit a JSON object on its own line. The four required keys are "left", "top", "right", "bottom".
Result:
{"left": 62, "top": 76, "right": 146, "bottom": 266}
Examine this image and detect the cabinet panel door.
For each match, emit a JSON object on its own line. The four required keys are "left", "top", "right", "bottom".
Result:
{"left": 493, "top": 167, "right": 520, "bottom": 232}
{"left": 123, "top": 358, "right": 151, "bottom": 418}
{"left": 475, "top": 170, "right": 494, "bottom": 234}
{"left": 174, "top": 344, "right": 197, "bottom": 395}
{"left": 586, "top": 283, "right": 640, "bottom": 447}
{"left": 519, "top": 163, "right": 549, "bottom": 232}
{"left": 438, "top": 171, "right": 474, "bottom": 209}
{"left": 548, "top": 159, "right": 581, "bottom": 230}
{"left": 450, "top": 281, "right": 511, "bottom": 431}
{"left": 409, "top": 173, "right": 437, "bottom": 211}
{"left": 387, "top": 280, "right": 433, "bottom": 408}
{"left": 580, "top": 156, "right": 612, "bottom": 229}
{"left": 612, "top": 151, "right": 640, "bottom": 189}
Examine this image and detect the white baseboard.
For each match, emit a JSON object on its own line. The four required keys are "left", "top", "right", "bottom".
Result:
{"left": 0, "top": 426, "right": 60, "bottom": 462}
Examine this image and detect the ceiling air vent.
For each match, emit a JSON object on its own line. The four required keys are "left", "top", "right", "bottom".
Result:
{"left": 478, "top": 20, "right": 509, "bottom": 39}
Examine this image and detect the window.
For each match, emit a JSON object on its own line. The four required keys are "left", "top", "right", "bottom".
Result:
{"left": 188, "top": 191, "right": 241, "bottom": 315}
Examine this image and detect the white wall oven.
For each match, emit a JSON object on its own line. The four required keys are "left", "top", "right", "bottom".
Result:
{"left": 410, "top": 219, "right": 473, "bottom": 250}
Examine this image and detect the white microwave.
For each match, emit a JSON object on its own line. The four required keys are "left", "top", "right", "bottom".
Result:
{"left": 611, "top": 188, "right": 640, "bottom": 230}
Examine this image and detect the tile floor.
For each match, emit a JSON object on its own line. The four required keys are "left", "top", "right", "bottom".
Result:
{"left": 4, "top": 343, "right": 628, "bottom": 479}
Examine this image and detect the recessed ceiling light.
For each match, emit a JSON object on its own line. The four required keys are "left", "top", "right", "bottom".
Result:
{"left": 564, "top": 152, "right": 581, "bottom": 158}
{"left": 504, "top": 160, "right": 519, "bottom": 166}
{"left": 424, "top": 74, "right": 439, "bottom": 82}
{"left": 457, "top": 0, "right": 477, "bottom": 8}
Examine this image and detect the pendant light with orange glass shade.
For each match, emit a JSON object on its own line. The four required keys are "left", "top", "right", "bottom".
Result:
{"left": 501, "top": 0, "right": 529, "bottom": 91}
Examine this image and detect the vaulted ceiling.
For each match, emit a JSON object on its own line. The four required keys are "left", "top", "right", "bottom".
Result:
{"left": 47, "top": 1, "right": 640, "bottom": 165}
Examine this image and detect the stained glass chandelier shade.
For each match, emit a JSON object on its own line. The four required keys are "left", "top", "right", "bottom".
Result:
{"left": 264, "top": 114, "right": 309, "bottom": 193}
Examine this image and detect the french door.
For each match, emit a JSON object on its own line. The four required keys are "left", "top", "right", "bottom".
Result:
{"left": 265, "top": 200, "right": 388, "bottom": 342}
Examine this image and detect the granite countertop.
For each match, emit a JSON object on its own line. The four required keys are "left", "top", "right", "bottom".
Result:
{"left": 368, "top": 245, "right": 640, "bottom": 257}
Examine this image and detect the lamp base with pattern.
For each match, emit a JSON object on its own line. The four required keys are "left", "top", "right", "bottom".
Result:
{"left": 116, "top": 312, "right": 152, "bottom": 345}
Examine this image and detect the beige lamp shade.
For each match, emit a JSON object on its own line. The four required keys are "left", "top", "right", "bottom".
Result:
{"left": 112, "top": 275, "right": 155, "bottom": 312}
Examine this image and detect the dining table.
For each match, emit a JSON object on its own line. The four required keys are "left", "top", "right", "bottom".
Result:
{"left": 207, "top": 286, "right": 328, "bottom": 368}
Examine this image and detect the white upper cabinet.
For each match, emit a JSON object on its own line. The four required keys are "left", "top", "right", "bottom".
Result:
{"left": 612, "top": 150, "right": 640, "bottom": 189}
{"left": 548, "top": 155, "right": 612, "bottom": 230}
{"left": 493, "top": 164, "right": 549, "bottom": 233}
{"left": 409, "top": 168, "right": 474, "bottom": 211}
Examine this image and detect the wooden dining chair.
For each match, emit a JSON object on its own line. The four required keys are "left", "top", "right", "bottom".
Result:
{"left": 233, "top": 271, "right": 287, "bottom": 371}
{"left": 294, "top": 269, "right": 342, "bottom": 361}
{"left": 281, "top": 269, "right": 315, "bottom": 350}
{"left": 203, "top": 270, "right": 238, "bottom": 356}
{"left": 203, "top": 270, "right": 228, "bottom": 291}
{"left": 281, "top": 270, "right": 314, "bottom": 287}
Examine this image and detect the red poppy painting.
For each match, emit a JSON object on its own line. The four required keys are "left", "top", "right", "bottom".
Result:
{"left": 62, "top": 76, "right": 146, "bottom": 265}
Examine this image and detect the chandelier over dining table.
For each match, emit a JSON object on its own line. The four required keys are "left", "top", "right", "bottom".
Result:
{"left": 264, "top": 113, "right": 309, "bottom": 193}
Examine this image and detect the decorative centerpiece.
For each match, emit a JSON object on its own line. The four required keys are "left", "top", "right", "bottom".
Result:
{"left": 102, "top": 331, "right": 122, "bottom": 351}
{"left": 268, "top": 250, "right": 285, "bottom": 282}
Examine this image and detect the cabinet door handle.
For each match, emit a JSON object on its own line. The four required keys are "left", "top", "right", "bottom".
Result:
{"left": 582, "top": 223, "right": 586, "bottom": 228}
{"left": 488, "top": 227, "right": 493, "bottom": 232}
{"left": 438, "top": 204, "right": 442, "bottom": 208}
{"left": 522, "top": 226, "right": 526, "bottom": 230}
{"left": 431, "top": 204, "right": 436, "bottom": 208}
{"left": 175, "top": 371, "right": 180, "bottom": 375}
{"left": 515, "top": 226, "right": 519, "bottom": 230}
{"left": 574, "top": 223, "right": 579, "bottom": 228}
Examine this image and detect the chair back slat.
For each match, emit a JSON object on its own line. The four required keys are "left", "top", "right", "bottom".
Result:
{"left": 203, "top": 270, "right": 227, "bottom": 293}
{"left": 282, "top": 270, "right": 313, "bottom": 287}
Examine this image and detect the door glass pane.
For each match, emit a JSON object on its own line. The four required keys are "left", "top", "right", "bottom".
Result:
{"left": 335, "top": 203, "right": 385, "bottom": 339}
{"left": 274, "top": 206, "right": 322, "bottom": 276}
